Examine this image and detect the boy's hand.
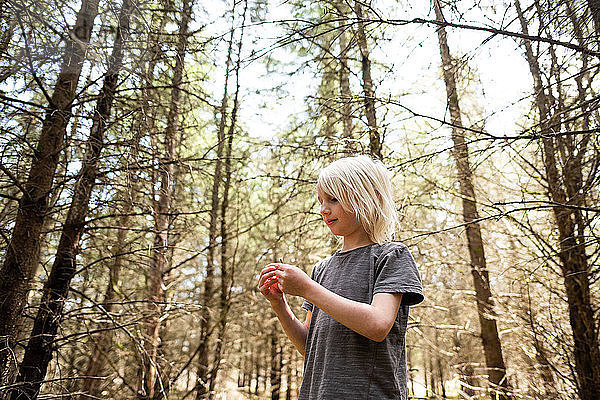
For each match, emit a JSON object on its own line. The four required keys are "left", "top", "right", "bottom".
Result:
{"left": 261, "top": 263, "right": 312, "bottom": 297}
{"left": 258, "top": 265, "right": 284, "bottom": 304}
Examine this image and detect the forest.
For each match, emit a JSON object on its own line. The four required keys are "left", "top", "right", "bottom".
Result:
{"left": 0, "top": 0, "right": 598, "bottom": 399}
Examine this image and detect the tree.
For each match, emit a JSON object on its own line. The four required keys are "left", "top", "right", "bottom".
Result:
{"left": 588, "top": 0, "right": 600, "bottom": 36}
{"left": 354, "top": 0, "right": 381, "bottom": 159}
{"left": 334, "top": 0, "right": 355, "bottom": 151}
{"left": 514, "top": 1, "right": 600, "bottom": 398}
{"left": 137, "top": 0, "right": 193, "bottom": 397}
{"left": 2, "top": 1, "right": 599, "bottom": 398}
{"left": 0, "top": 0, "right": 100, "bottom": 385}
{"left": 77, "top": 2, "right": 136, "bottom": 397}
{"left": 206, "top": 3, "right": 248, "bottom": 397}
{"left": 433, "top": 1, "right": 510, "bottom": 398}
{"left": 194, "top": 2, "right": 237, "bottom": 397}
{"left": 4, "top": 0, "right": 131, "bottom": 396}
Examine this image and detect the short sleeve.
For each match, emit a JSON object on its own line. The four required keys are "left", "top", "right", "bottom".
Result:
{"left": 302, "top": 262, "right": 320, "bottom": 312}
{"left": 302, "top": 299, "right": 313, "bottom": 312}
{"left": 374, "top": 243, "right": 424, "bottom": 306}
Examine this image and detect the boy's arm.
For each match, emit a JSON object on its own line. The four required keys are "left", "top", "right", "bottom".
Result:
{"left": 259, "top": 265, "right": 310, "bottom": 355}
{"left": 270, "top": 299, "right": 311, "bottom": 356}
{"left": 305, "top": 284, "right": 401, "bottom": 342}
{"left": 267, "top": 264, "right": 402, "bottom": 342}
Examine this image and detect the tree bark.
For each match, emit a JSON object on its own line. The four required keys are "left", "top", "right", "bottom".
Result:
{"left": 0, "top": 0, "right": 99, "bottom": 385}
{"left": 78, "top": 3, "right": 140, "bottom": 398}
{"left": 407, "top": 345, "right": 414, "bottom": 396}
{"left": 79, "top": 216, "right": 126, "bottom": 398}
{"left": 283, "top": 349, "right": 292, "bottom": 400}
{"left": 449, "top": 313, "right": 479, "bottom": 399}
{"left": 194, "top": 2, "right": 237, "bottom": 398}
{"left": 424, "top": 345, "right": 430, "bottom": 397}
{"left": 433, "top": 2, "right": 510, "bottom": 399}
{"left": 530, "top": 329, "right": 556, "bottom": 397}
{"left": 252, "top": 345, "right": 260, "bottom": 395}
{"left": 0, "top": 4, "right": 16, "bottom": 84}
{"left": 587, "top": 0, "right": 600, "bottom": 37}
{"left": 334, "top": 0, "right": 355, "bottom": 152}
{"left": 128, "top": 2, "right": 169, "bottom": 396}
{"left": 434, "top": 329, "right": 447, "bottom": 398}
{"left": 6, "top": 1, "right": 127, "bottom": 396}
{"left": 137, "top": 0, "right": 191, "bottom": 397}
{"left": 206, "top": 3, "right": 247, "bottom": 398}
{"left": 514, "top": 2, "right": 600, "bottom": 399}
{"left": 270, "top": 331, "right": 281, "bottom": 400}
{"left": 80, "top": 167, "right": 141, "bottom": 399}
{"left": 354, "top": 1, "right": 381, "bottom": 159}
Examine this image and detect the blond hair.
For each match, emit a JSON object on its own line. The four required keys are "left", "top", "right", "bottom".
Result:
{"left": 316, "top": 155, "right": 398, "bottom": 244}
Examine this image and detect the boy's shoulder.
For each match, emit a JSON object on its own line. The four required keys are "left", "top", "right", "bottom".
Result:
{"left": 377, "top": 241, "right": 408, "bottom": 256}
{"left": 311, "top": 254, "right": 334, "bottom": 275}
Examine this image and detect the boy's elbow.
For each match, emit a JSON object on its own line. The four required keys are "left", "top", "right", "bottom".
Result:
{"left": 371, "top": 331, "right": 388, "bottom": 343}
{"left": 370, "top": 322, "right": 393, "bottom": 342}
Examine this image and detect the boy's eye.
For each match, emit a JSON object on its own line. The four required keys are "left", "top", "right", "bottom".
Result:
{"left": 331, "top": 198, "right": 337, "bottom": 202}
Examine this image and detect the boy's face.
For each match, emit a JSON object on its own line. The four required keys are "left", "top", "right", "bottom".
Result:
{"left": 317, "top": 188, "right": 366, "bottom": 239}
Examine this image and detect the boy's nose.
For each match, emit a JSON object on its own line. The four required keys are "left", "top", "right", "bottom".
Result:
{"left": 320, "top": 205, "right": 329, "bottom": 215}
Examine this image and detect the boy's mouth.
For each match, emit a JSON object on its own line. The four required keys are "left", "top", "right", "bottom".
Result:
{"left": 325, "top": 218, "right": 337, "bottom": 225}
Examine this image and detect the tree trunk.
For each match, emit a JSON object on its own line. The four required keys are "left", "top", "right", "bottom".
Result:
{"left": 424, "top": 345, "right": 430, "bottom": 397}
{"left": 433, "top": 2, "right": 510, "bottom": 399}
{"left": 450, "top": 324, "right": 478, "bottom": 399}
{"left": 436, "top": 355, "right": 446, "bottom": 398}
{"left": 250, "top": 346, "right": 257, "bottom": 395}
{"left": 130, "top": 2, "right": 169, "bottom": 396}
{"left": 284, "top": 349, "right": 292, "bottom": 400}
{"left": 587, "top": 0, "right": 600, "bottom": 37}
{"left": 433, "top": 329, "right": 446, "bottom": 398}
{"left": 532, "top": 338, "right": 556, "bottom": 397}
{"left": 137, "top": 0, "right": 191, "bottom": 398}
{"left": 460, "top": 364, "right": 478, "bottom": 399}
{"left": 0, "top": 5, "right": 16, "bottom": 84}
{"left": 406, "top": 345, "right": 414, "bottom": 396}
{"left": 514, "top": 2, "right": 600, "bottom": 399}
{"left": 270, "top": 331, "right": 281, "bottom": 400}
{"left": 79, "top": 215, "right": 126, "bottom": 398}
{"left": 206, "top": 5, "right": 247, "bottom": 398}
{"left": 521, "top": 282, "right": 557, "bottom": 398}
{"left": 253, "top": 346, "right": 260, "bottom": 395}
{"left": 353, "top": 1, "right": 381, "bottom": 159}
{"left": 78, "top": 3, "right": 134, "bottom": 397}
{"left": 6, "top": 2, "right": 127, "bottom": 397}
{"left": 194, "top": 2, "right": 236, "bottom": 398}
{"left": 334, "top": 0, "right": 355, "bottom": 152}
{"left": 0, "top": 0, "right": 100, "bottom": 385}
{"left": 0, "top": 2, "right": 14, "bottom": 55}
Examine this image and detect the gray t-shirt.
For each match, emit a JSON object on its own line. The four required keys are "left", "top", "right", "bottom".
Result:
{"left": 300, "top": 242, "right": 424, "bottom": 400}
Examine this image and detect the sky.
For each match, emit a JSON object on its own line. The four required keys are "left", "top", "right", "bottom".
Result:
{"left": 207, "top": 0, "right": 537, "bottom": 152}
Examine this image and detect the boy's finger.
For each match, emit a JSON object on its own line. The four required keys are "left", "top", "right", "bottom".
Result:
{"left": 258, "top": 271, "right": 279, "bottom": 286}
{"left": 258, "top": 279, "right": 279, "bottom": 294}
{"left": 260, "top": 265, "right": 278, "bottom": 274}
{"left": 259, "top": 277, "right": 277, "bottom": 290}
{"left": 258, "top": 269, "right": 274, "bottom": 281}
{"left": 258, "top": 274, "right": 270, "bottom": 286}
{"left": 260, "top": 275, "right": 276, "bottom": 286}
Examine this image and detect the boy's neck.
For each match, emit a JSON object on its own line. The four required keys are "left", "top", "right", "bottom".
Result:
{"left": 341, "top": 233, "right": 374, "bottom": 253}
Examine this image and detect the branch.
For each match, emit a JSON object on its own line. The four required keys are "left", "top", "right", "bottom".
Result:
{"left": 0, "top": 161, "right": 27, "bottom": 196}
{"left": 380, "top": 17, "right": 600, "bottom": 57}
